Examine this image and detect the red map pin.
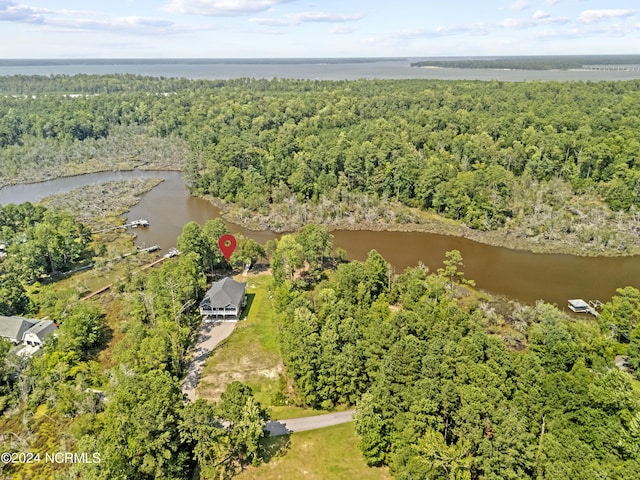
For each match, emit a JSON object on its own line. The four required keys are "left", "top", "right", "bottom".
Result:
{"left": 218, "top": 234, "right": 237, "bottom": 261}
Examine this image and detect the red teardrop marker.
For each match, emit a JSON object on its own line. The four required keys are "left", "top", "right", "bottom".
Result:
{"left": 218, "top": 234, "right": 237, "bottom": 261}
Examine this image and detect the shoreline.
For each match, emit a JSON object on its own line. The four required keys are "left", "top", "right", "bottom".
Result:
{"left": 204, "top": 194, "right": 640, "bottom": 259}
{"left": 3, "top": 168, "right": 637, "bottom": 259}
{"left": 0, "top": 165, "right": 182, "bottom": 190}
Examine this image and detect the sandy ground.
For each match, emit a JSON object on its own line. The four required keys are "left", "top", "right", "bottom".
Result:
{"left": 265, "top": 410, "right": 356, "bottom": 436}
{"left": 182, "top": 320, "right": 237, "bottom": 401}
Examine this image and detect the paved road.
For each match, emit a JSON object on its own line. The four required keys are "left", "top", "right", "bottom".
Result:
{"left": 265, "top": 410, "right": 356, "bottom": 436}
{"left": 182, "top": 320, "right": 237, "bottom": 401}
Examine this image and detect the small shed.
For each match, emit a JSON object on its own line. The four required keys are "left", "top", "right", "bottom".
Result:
{"left": 199, "top": 277, "right": 247, "bottom": 321}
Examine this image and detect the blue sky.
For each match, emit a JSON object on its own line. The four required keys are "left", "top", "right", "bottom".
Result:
{"left": 0, "top": 0, "right": 638, "bottom": 58}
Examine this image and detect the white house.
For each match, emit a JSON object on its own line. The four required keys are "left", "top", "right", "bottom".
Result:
{"left": 199, "top": 277, "right": 247, "bottom": 321}
{"left": 22, "top": 320, "right": 57, "bottom": 347}
{"left": 0, "top": 315, "right": 57, "bottom": 347}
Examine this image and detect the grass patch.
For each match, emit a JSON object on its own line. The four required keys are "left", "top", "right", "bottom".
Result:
{"left": 196, "top": 271, "right": 340, "bottom": 419}
{"left": 96, "top": 296, "right": 127, "bottom": 370}
{"left": 237, "top": 422, "right": 391, "bottom": 480}
{"left": 197, "top": 273, "right": 283, "bottom": 404}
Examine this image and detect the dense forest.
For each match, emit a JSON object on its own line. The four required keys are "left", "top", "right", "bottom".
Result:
{"left": 0, "top": 202, "right": 92, "bottom": 315}
{"left": 3, "top": 74, "right": 640, "bottom": 478}
{"left": 267, "top": 227, "right": 640, "bottom": 479}
{"left": 0, "top": 211, "right": 270, "bottom": 479}
{"left": 2, "top": 206, "right": 640, "bottom": 478}
{"left": 2, "top": 75, "right": 640, "bottom": 253}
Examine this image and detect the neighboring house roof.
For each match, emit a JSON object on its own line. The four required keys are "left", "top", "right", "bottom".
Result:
{"left": 200, "top": 277, "right": 247, "bottom": 309}
{"left": 24, "top": 320, "right": 57, "bottom": 342}
{"left": 0, "top": 315, "right": 36, "bottom": 342}
{"left": 0, "top": 315, "right": 56, "bottom": 344}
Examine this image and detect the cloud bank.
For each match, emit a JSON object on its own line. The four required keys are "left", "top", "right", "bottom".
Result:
{"left": 250, "top": 11, "right": 363, "bottom": 27}
{"left": 162, "top": 0, "right": 295, "bottom": 17}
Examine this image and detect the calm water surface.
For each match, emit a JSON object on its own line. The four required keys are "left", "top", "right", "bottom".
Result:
{"left": 1, "top": 59, "right": 640, "bottom": 81}
{"left": 1, "top": 171, "right": 638, "bottom": 308}
{"left": 89, "top": 173, "right": 640, "bottom": 307}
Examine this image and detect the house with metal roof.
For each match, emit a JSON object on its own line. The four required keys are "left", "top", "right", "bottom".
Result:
{"left": 199, "top": 277, "right": 247, "bottom": 321}
{"left": 0, "top": 316, "right": 34, "bottom": 344}
{"left": 22, "top": 320, "right": 57, "bottom": 347}
{"left": 0, "top": 315, "right": 57, "bottom": 347}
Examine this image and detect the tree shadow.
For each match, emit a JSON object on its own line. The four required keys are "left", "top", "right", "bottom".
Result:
{"left": 261, "top": 433, "right": 291, "bottom": 463}
{"left": 251, "top": 262, "right": 270, "bottom": 274}
{"left": 240, "top": 293, "right": 256, "bottom": 319}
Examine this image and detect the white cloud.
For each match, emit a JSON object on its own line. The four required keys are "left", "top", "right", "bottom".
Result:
{"left": 500, "top": 18, "right": 529, "bottom": 28}
{"left": 533, "top": 10, "right": 549, "bottom": 20}
{"left": 578, "top": 9, "right": 636, "bottom": 24}
{"left": 250, "top": 11, "right": 362, "bottom": 27}
{"left": 508, "top": 0, "right": 529, "bottom": 11}
{"left": 47, "top": 15, "right": 207, "bottom": 35}
{"left": 0, "top": 2, "right": 207, "bottom": 35}
{"left": 499, "top": 11, "right": 568, "bottom": 30}
{"left": 0, "top": 0, "right": 44, "bottom": 23}
{"left": 397, "top": 22, "right": 490, "bottom": 39}
{"left": 162, "top": 0, "right": 295, "bottom": 17}
{"left": 330, "top": 25, "right": 355, "bottom": 34}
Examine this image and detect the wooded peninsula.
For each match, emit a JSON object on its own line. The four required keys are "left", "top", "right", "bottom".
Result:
{"left": 410, "top": 55, "right": 640, "bottom": 70}
{"left": 1, "top": 75, "right": 640, "bottom": 480}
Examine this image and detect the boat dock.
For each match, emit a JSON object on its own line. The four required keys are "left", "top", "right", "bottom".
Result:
{"left": 81, "top": 248, "right": 181, "bottom": 301}
{"left": 580, "top": 65, "right": 640, "bottom": 72}
{"left": 568, "top": 299, "right": 601, "bottom": 317}
{"left": 92, "top": 219, "right": 149, "bottom": 234}
{"left": 138, "top": 245, "right": 160, "bottom": 253}
{"left": 129, "top": 219, "right": 149, "bottom": 228}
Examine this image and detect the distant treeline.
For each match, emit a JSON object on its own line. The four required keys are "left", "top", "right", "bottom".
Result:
{"left": 411, "top": 55, "right": 640, "bottom": 70}
{"left": 0, "top": 73, "right": 223, "bottom": 94}
{"left": 0, "top": 57, "right": 401, "bottom": 67}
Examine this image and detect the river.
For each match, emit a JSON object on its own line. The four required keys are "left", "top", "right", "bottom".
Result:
{"left": 1, "top": 170, "right": 635, "bottom": 309}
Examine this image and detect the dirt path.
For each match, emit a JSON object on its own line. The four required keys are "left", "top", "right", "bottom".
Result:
{"left": 265, "top": 410, "right": 356, "bottom": 436}
{"left": 182, "top": 320, "right": 237, "bottom": 401}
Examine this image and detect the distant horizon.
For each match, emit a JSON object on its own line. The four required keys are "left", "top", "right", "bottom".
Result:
{"left": 2, "top": 54, "right": 640, "bottom": 63}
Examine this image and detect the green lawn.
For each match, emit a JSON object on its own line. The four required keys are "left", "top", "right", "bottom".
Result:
{"left": 237, "top": 422, "right": 391, "bottom": 480}
{"left": 196, "top": 272, "right": 340, "bottom": 419}
{"left": 197, "top": 273, "right": 284, "bottom": 404}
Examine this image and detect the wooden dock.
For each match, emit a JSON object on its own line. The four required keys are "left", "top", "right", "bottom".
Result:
{"left": 138, "top": 245, "right": 160, "bottom": 253}
{"left": 581, "top": 65, "right": 640, "bottom": 72}
{"left": 81, "top": 249, "right": 180, "bottom": 301}
{"left": 91, "top": 219, "right": 149, "bottom": 234}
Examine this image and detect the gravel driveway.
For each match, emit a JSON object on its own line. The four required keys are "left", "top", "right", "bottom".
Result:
{"left": 265, "top": 410, "right": 356, "bottom": 436}
{"left": 181, "top": 320, "right": 237, "bottom": 401}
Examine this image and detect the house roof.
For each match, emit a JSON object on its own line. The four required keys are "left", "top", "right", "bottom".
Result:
{"left": 24, "top": 320, "right": 57, "bottom": 341}
{"left": 0, "top": 315, "right": 37, "bottom": 341}
{"left": 200, "top": 277, "right": 246, "bottom": 309}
